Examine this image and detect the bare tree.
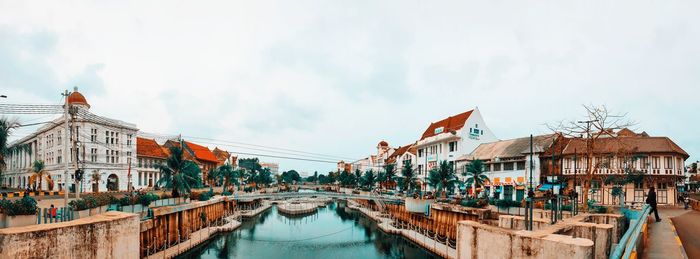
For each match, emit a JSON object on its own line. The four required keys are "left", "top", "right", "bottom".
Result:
{"left": 548, "top": 105, "right": 636, "bottom": 210}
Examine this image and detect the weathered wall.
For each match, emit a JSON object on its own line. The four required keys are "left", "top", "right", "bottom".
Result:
{"left": 0, "top": 211, "right": 139, "bottom": 259}
{"left": 457, "top": 220, "right": 594, "bottom": 259}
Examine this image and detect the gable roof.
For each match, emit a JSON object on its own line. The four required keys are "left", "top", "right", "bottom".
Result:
{"left": 184, "top": 141, "right": 219, "bottom": 163}
{"left": 466, "top": 134, "right": 557, "bottom": 161}
{"left": 420, "top": 110, "right": 474, "bottom": 140}
{"left": 213, "top": 147, "right": 231, "bottom": 164}
{"left": 562, "top": 135, "right": 689, "bottom": 158}
{"left": 137, "top": 137, "right": 168, "bottom": 159}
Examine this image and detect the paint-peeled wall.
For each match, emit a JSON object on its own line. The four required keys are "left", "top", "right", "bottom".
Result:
{"left": 0, "top": 211, "right": 140, "bottom": 259}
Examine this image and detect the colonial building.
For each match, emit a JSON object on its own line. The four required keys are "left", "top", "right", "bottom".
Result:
{"left": 540, "top": 129, "right": 689, "bottom": 206}
{"left": 386, "top": 143, "right": 417, "bottom": 177}
{"left": 414, "top": 108, "right": 498, "bottom": 184}
{"left": 136, "top": 137, "right": 168, "bottom": 188}
{"left": 457, "top": 134, "right": 559, "bottom": 201}
{"left": 351, "top": 140, "right": 396, "bottom": 173}
{"left": 260, "top": 162, "right": 280, "bottom": 175}
{"left": 336, "top": 160, "right": 353, "bottom": 173}
{"left": 3, "top": 88, "right": 138, "bottom": 192}
{"left": 163, "top": 140, "right": 218, "bottom": 182}
{"left": 213, "top": 147, "right": 235, "bottom": 167}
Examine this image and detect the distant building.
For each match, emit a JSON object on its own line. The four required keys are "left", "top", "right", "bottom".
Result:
{"left": 260, "top": 162, "right": 280, "bottom": 175}
{"left": 213, "top": 147, "right": 236, "bottom": 167}
{"left": 136, "top": 137, "right": 169, "bottom": 188}
{"left": 414, "top": 108, "right": 498, "bottom": 188}
{"left": 163, "top": 139, "right": 219, "bottom": 182}
{"left": 352, "top": 140, "right": 396, "bottom": 173}
{"left": 386, "top": 143, "right": 417, "bottom": 177}
{"left": 337, "top": 160, "right": 352, "bottom": 173}
{"left": 3, "top": 88, "right": 138, "bottom": 192}
{"left": 457, "top": 134, "right": 559, "bottom": 200}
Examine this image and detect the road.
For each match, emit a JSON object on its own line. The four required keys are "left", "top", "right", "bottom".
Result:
{"left": 671, "top": 209, "right": 700, "bottom": 259}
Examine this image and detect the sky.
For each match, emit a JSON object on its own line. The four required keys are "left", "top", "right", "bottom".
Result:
{"left": 1, "top": 1, "right": 699, "bottom": 174}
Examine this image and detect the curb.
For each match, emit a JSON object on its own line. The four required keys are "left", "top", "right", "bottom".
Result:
{"left": 669, "top": 218, "right": 689, "bottom": 259}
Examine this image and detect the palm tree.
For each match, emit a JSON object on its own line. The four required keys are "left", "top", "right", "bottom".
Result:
{"left": 155, "top": 146, "right": 202, "bottom": 197}
{"left": 91, "top": 171, "right": 101, "bottom": 193}
{"left": 1, "top": 118, "right": 29, "bottom": 187}
{"left": 383, "top": 163, "right": 398, "bottom": 190}
{"left": 400, "top": 160, "right": 418, "bottom": 194}
{"left": 427, "top": 161, "right": 459, "bottom": 199}
{"left": 377, "top": 171, "right": 387, "bottom": 190}
{"left": 464, "top": 159, "right": 488, "bottom": 198}
{"left": 216, "top": 163, "right": 238, "bottom": 193}
{"left": 354, "top": 169, "right": 363, "bottom": 188}
{"left": 362, "top": 170, "right": 377, "bottom": 190}
{"left": 28, "top": 160, "right": 52, "bottom": 191}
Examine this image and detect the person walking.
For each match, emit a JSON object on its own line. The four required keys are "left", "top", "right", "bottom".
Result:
{"left": 646, "top": 187, "right": 661, "bottom": 222}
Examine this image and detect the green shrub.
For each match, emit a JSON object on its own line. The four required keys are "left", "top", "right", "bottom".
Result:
{"left": 496, "top": 199, "right": 511, "bottom": 208}
{"left": 1, "top": 196, "right": 38, "bottom": 216}
{"left": 138, "top": 193, "right": 159, "bottom": 207}
{"left": 84, "top": 196, "right": 98, "bottom": 209}
{"left": 222, "top": 191, "right": 232, "bottom": 196}
{"left": 119, "top": 197, "right": 132, "bottom": 206}
{"left": 69, "top": 199, "right": 89, "bottom": 211}
{"left": 461, "top": 199, "right": 479, "bottom": 208}
{"left": 488, "top": 199, "right": 496, "bottom": 205}
{"left": 243, "top": 187, "right": 253, "bottom": 192}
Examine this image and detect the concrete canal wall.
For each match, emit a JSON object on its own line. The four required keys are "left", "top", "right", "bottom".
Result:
{"left": 0, "top": 211, "right": 139, "bottom": 259}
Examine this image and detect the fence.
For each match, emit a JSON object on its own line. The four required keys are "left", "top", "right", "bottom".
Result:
{"left": 610, "top": 204, "right": 651, "bottom": 259}
{"left": 36, "top": 206, "right": 75, "bottom": 224}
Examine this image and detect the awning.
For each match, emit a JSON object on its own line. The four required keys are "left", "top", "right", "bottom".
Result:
{"left": 539, "top": 183, "right": 553, "bottom": 191}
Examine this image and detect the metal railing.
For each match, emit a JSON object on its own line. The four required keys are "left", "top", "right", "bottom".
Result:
{"left": 232, "top": 191, "right": 403, "bottom": 202}
{"left": 610, "top": 204, "right": 650, "bottom": 259}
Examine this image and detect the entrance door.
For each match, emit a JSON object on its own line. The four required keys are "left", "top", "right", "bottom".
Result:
{"left": 516, "top": 189, "right": 525, "bottom": 201}
{"left": 107, "top": 174, "right": 119, "bottom": 191}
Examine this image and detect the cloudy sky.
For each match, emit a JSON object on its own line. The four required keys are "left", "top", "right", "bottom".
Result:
{"left": 2, "top": 1, "right": 699, "bottom": 174}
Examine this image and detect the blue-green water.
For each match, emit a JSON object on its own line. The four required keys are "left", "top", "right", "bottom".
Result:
{"left": 178, "top": 201, "right": 439, "bottom": 259}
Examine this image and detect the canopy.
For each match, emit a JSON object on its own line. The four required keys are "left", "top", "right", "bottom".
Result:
{"left": 538, "top": 183, "right": 553, "bottom": 191}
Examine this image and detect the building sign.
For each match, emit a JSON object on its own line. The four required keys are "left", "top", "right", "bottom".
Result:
{"left": 434, "top": 127, "right": 444, "bottom": 134}
{"left": 427, "top": 161, "right": 437, "bottom": 170}
{"left": 427, "top": 154, "right": 437, "bottom": 162}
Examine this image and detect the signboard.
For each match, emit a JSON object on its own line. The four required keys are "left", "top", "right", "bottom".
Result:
{"left": 434, "top": 127, "right": 444, "bottom": 134}
{"left": 427, "top": 154, "right": 437, "bottom": 162}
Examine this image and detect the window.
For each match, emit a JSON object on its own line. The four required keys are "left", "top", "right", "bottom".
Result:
{"left": 418, "top": 165, "right": 423, "bottom": 175}
{"left": 484, "top": 164, "right": 490, "bottom": 172}
{"left": 91, "top": 148, "right": 97, "bottom": 162}
{"left": 418, "top": 149, "right": 424, "bottom": 157}
{"left": 127, "top": 134, "right": 132, "bottom": 146}
{"left": 91, "top": 129, "right": 97, "bottom": 142}
{"left": 57, "top": 130, "right": 62, "bottom": 143}
{"left": 503, "top": 162, "right": 514, "bottom": 171}
{"left": 106, "top": 150, "right": 110, "bottom": 163}
{"left": 652, "top": 157, "right": 660, "bottom": 169}
{"left": 493, "top": 163, "right": 501, "bottom": 171}
{"left": 516, "top": 161, "right": 525, "bottom": 170}
{"left": 115, "top": 151, "right": 119, "bottom": 163}
{"left": 448, "top": 141, "right": 457, "bottom": 152}
{"left": 57, "top": 149, "right": 62, "bottom": 164}
{"left": 664, "top": 157, "right": 673, "bottom": 169}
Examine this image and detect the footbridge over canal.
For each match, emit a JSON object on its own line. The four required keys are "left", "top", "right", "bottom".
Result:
{"left": 232, "top": 191, "right": 404, "bottom": 203}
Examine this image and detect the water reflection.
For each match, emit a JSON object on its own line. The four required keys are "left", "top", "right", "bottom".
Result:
{"left": 178, "top": 201, "right": 440, "bottom": 259}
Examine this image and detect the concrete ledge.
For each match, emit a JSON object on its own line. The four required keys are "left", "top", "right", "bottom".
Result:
{"left": 0, "top": 211, "right": 139, "bottom": 259}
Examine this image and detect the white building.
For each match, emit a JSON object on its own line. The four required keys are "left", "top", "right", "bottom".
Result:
{"left": 414, "top": 108, "right": 498, "bottom": 187}
{"left": 457, "top": 134, "right": 558, "bottom": 201}
{"left": 3, "top": 88, "right": 138, "bottom": 192}
{"left": 260, "top": 162, "right": 280, "bottom": 175}
{"left": 386, "top": 143, "right": 417, "bottom": 177}
{"left": 352, "top": 140, "right": 396, "bottom": 173}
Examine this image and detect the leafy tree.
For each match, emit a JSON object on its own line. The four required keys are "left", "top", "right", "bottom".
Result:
{"left": 28, "top": 160, "right": 52, "bottom": 191}
{"left": 399, "top": 160, "right": 418, "bottom": 193}
{"left": 428, "top": 161, "right": 459, "bottom": 198}
{"left": 253, "top": 168, "right": 273, "bottom": 188}
{"left": 690, "top": 162, "right": 698, "bottom": 174}
{"left": 216, "top": 163, "right": 239, "bottom": 192}
{"left": 281, "top": 170, "right": 301, "bottom": 185}
{"left": 338, "top": 170, "right": 356, "bottom": 187}
{"left": 156, "top": 146, "right": 202, "bottom": 197}
{"left": 464, "top": 160, "right": 488, "bottom": 198}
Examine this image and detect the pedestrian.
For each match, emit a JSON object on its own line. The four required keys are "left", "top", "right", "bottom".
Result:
{"left": 646, "top": 187, "right": 661, "bottom": 222}
{"left": 49, "top": 204, "right": 56, "bottom": 218}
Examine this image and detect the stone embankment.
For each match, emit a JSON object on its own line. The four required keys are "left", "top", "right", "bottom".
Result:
{"left": 347, "top": 200, "right": 457, "bottom": 259}
{"left": 145, "top": 215, "right": 242, "bottom": 259}
{"left": 278, "top": 202, "right": 318, "bottom": 215}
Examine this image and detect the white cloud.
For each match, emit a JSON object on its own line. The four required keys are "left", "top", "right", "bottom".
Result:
{"left": 1, "top": 1, "right": 699, "bottom": 172}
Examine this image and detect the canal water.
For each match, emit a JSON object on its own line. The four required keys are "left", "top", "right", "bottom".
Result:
{"left": 178, "top": 201, "right": 440, "bottom": 259}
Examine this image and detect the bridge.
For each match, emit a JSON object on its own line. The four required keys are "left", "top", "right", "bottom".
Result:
{"left": 232, "top": 191, "right": 404, "bottom": 203}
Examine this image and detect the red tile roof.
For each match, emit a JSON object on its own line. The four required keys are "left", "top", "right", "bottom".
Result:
{"left": 184, "top": 141, "right": 219, "bottom": 163}
{"left": 137, "top": 137, "right": 168, "bottom": 159}
{"left": 562, "top": 135, "right": 689, "bottom": 158}
{"left": 420, "top": 110, "right": 473, "bottom": 140}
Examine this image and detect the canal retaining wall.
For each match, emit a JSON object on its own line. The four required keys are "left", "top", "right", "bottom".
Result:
{"left": 0, "top": 211, "right": 140, "bottom": 259}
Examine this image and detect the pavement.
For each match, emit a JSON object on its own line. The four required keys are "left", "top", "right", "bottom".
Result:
{"left": 671, "top": 209, "right": 700, "bottom": 259}
{"left": 644, "top": 208, "right": 689, "bottom": 259}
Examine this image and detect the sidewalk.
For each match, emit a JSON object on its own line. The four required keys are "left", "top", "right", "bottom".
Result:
{"left": 643, "top": 208, "right": 688, "bottom": 259}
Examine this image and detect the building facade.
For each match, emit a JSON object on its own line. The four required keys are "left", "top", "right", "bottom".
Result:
{"left": 135, "top": 137, "right": 168, "bottom": 189}
{"left": 3, "top": 88, "right": 138, "bottom": 192}
{"left": 540, "top": 129, "right": 688, "bottom": 206}
{"left": 457, "top": 134, "right": 558, "bottom": 200}
{"left": 414, "top": 108, "right": 498, "bottom": 187}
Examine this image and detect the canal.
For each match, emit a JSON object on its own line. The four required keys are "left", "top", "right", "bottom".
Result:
{"left": 178, "top": 201, "right": 440, "bottom": 259}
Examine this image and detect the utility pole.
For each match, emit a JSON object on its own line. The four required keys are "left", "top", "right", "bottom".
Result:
{"left": 62, "top": 90, "right": 71, "bottom": 207}
{"left": 70, "top": 101, "right": 79, "bottom": 199}
{"left": 528, "top": 134, "right": 534, "bottom": 231}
